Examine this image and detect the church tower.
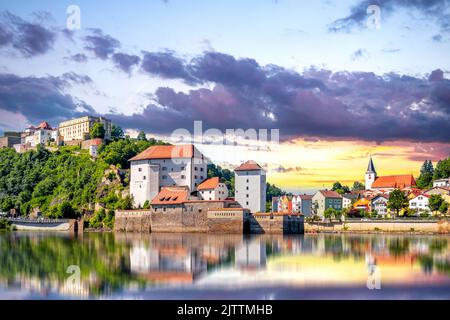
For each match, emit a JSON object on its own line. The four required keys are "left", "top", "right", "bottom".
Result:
{"left": 365, "top": 156, "right": 377, "bottom": 190}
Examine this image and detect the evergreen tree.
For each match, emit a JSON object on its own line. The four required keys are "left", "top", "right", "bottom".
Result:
{"left": 417, "top": 160, "right": 434, "bottom": 189}
{"left": 137, "top": 131, "right": 147, "bottom": 141}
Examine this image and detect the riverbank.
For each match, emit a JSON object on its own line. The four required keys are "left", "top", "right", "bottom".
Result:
{"left": 305, "top": 219, "right": 450, "bottom": 234}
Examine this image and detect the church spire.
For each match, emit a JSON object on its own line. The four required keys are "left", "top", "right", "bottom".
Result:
{"left": 366, "top": 155, "right": 376, "bottom": 173}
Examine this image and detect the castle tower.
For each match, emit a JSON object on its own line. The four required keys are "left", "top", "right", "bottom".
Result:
{"left": 365, "top": 156, "right": 377, "bottom": 190}
{"left": 234, "top": 160, "right": 266, "bottom": 213}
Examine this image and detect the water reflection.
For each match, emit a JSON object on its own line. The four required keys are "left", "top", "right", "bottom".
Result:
{"left": 1, "top": 232, "right": 450, "bottom": 299}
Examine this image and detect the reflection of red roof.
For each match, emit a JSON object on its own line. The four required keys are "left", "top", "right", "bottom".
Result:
{"left": 198, "top": 177, "right": 220, "bottom": 190}
{"left": 372, "top": 175, "right": 416, "bottom": 189}
{"left": 130, "top": 145, "right": 194, "bottom": 161}
{"left": 151, "top": 187, "right": 189, "bottom": 205}
{"left": 235, "top": 160, "right": 263, "bottom": 171}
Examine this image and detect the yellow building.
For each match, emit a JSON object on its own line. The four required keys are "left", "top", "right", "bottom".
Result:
{"left": 58, "top": 116, "right": 111, "bottom": 141}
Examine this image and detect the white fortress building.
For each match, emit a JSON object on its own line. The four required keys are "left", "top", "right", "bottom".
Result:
{"left": 234, "top": 160, "right": 266, "bottom": 213}
{"left": 129, "top": 144, "right": 207, "bottom": 207}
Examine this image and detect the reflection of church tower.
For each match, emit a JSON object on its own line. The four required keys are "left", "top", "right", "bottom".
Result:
{"left": 365, "top": 156, "right": 377, "bottom": 190}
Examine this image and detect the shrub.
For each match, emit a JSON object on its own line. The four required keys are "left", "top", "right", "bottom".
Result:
{"left": 89, "top": 208, "right": 106, "bottom": 229}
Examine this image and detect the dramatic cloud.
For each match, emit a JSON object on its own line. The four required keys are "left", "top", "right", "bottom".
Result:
{"left": 141, "top": 51, "right": 196, "bottom": 83}
{"left": 107, "top": 50, "right": 450, "bottom": 144}
{"left": 69, "top": 53, "right": 88, "bottom": 63}
{"left": 112, "top": 53, "right": 141, "bottom": 73}
{"left": 328, "top": 0, "right": 450, "bottom": 35}
{"left": 84, "top": 28, "right": 120, "bottom": 59}
{"left": 0, "top": 11, "right": 56, "bottom": 57}
{"left": 0, "top": 73, "right": 95, "bottom": 126}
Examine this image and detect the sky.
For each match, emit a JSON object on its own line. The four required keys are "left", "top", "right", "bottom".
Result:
{"left": 0, "top": 0, "right": 449, "bottom": 193}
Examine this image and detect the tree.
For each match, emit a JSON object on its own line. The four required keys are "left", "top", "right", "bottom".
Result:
{"left": 90, "top": 123, "right": 105, "bottom": 139}
{"left": 429, "top": 194, "right": 444, "bottom": 213}
{"left": 417, "top": 160, "right": 434, "bottom": 189}
{"left": 324, "top": 207, "right": 336, "bottom": 221}
{"left": 433, "top": 157, "right": 450, "bottom": 180}
{"left": 111, "top": 124, "right": 125, "bottom": 140}
{"left": 439, "top": 201, "right": 449, "bottom": 215}
{"left": 332, "top": 181, "right": 350, "bottom": 195}
{"left": 352, "top": 181, "right": 365, "bottom": 191}
{"left": 137, "top": 131, "right": 147, "bottom": 141}
{"left": 59, "top": 201, "right": 78, "bottom": 219}
{"left": 387, "top": 189, "right": 408, "bottom": 217}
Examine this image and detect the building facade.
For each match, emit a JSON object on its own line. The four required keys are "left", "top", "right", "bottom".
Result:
{"left": 409, "top": 195, "right": 430, "bottom": 213}
{"left": 197, "top": 177, "right": 229, "bottom": 201}
{"left": 312, "top": 190, "right": 343, "bottom": 216}
{"left": 58, "top": 116, "right": 111, "bottom": 141}
{"left": 433, "top": 178, "right": 450, "bottom": 188}
{"left": 0, "top": 132, "right": 21, "bottom": 148}
{"left": 372, "top": 195, "right": 389, "bottom": 216}
{"left": 234, "top": 160, "right": 266, "bottom": 213}
{"left": 129, "top": 144, "right": 207, "bottom": 207}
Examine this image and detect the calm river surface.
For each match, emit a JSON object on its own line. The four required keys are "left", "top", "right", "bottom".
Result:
{"left": 1, "top": 232, "right": 450, "bottom": 300}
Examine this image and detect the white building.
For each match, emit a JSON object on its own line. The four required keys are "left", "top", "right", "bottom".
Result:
{"left": 197, "top": 177, "right": 228, "bottom": 201}
{"left": 342, "top": 194, "right": 358, "bottom": 209}
{"left": 129, "top": 144, "right": 207, "bottom": 207}
{"left": 372, "top": 195, "right": 389, "bottom": 216}
{"left": 409, "top": 194, "right": 430, "bottom": 213}
{"left": 234, "top": 160, "right": 266, "bottom": 213}
{"left": 433, "top": 178, "right": 450, "bottom": 188}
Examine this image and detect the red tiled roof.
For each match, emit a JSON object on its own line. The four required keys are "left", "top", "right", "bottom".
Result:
{"left": 372, "top": 174, "right": 416, "bottom": 189}
{"left": 319, "top": 190, "right": 342, "bottom": 198}
{"left": 151, "top": 187, "right": 189, "bottom": 205}
{"left": 234, "top": 160, "right": 263, "bottom": 171}
{"left": 37, "top": 121, "right": 52, "bottom": 130}
{"left": 299, "top": 194, "right": 313, "bottom": 200}
{"left": 89, "top": 138, "right": 103, "bottom": 146}
{"left": 130, "top": 145, "right": 194, "bottom": 161}
{"left": 197, "top": 177, "right": 220, "bottom": 190}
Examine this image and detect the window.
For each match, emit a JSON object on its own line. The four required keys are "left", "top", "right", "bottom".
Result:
{"left": 195, "top": 167, "right": 198, "bottom": 171}
{"left": 143, "top": 176, "right": 146, "bottom": 180}
{"left": 195, "top": 175, "right": 198, "bottom": 179}
{"left": 200, "top": 168, "right": 204, "bottom": 172}
{"left": 246, "top": 202, "right": 249, "bottom": 205}
{"left": 162, "top": 167, "right": 167, "bottom": 171}
{"left": 209, "top": 190, "right": 212, "bottom": 194}
{"left": 246, "top": 186, "right": 249, "bottom": 190}
{"left": 138, "top": 168, "right": 142, "bottom": 172}
{"left": 162, "top": 175, "right": 167, "bottom": 180}
{"left": 200, "top": 176, "right": 204, "bottom": 180}
{"left": 209, "top": 198, "right": 212, "bottom": 200}
{"left": 246, "top": 194, "right": 249, "bottom": 198}
{"left": 181, "top": 175, "right": 185, "bottom": 179}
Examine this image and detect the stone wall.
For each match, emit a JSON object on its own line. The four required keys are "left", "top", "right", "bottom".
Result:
{"left": 305, "top": 220, "right": 450, "bottom": 234}
{"left": 250, "top": 214, "right": 304, "bottom": 234}
{"left": 207, "top": 209, "right": 247, "bottom": 234}
{"left": 114, "top": 210, "right": 152, "bottom": 233}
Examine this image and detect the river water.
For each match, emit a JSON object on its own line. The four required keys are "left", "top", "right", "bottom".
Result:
{"left": 1, "top": 232, "right": 450, "bottom": 300}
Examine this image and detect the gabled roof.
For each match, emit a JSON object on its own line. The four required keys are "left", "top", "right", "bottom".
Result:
{"left": 318, "top": 190, "right": 342, "bottom": 198}
{"left": 371, "top": 174, "right": 416, "bottom": 189}
{"left": 130, "top": 145, "right": 194, "bottom": 161}
{"left": 234, "top": 160, "right": 263, "bottom": 171}
{"left": 151, "top": 186, "right": 190, "bottom": 205}
{"left": 197, "top": 177, "right": 220, "bottom": 190}
{"left": 342, "top": 193, "right": 359, "bottom": 200}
